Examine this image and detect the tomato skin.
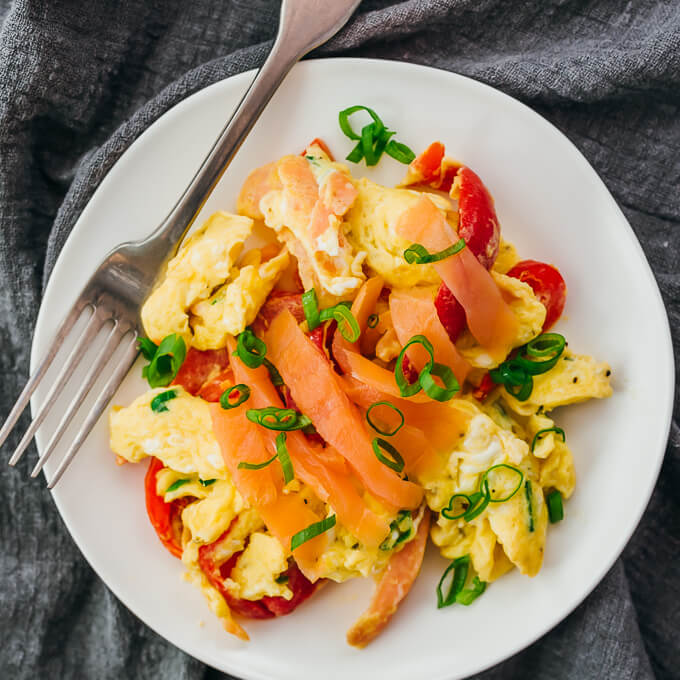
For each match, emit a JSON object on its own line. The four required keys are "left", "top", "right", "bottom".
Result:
{"left": 144, "top": 457, "right": 187, "bottom": 559}
{"left": 172, "top": 348, "right": 232, "bottom": 399}
{"left": 251, "top": 292, "right": 305, "bottom": 335}
{"left": 506, "top": 259, "right": 567, "bottom": 330}
{"left": 300, "top": 137, "right": 334, "bottom": 160}
{"left": 198, "top": 528, "right": 320, "bottom": 619}
{"left": 471, "top": 372, "right": 496, "bottom": 402}
{"left": 455, "top": 166, "right": 500, "bottom": 270}
{"left": 434, "top": 283, "right": 467, "bottom": 343}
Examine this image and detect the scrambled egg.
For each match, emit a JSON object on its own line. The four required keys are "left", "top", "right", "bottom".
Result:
{"left": 109, "top": 386, "right": 227, "bottom": 480}
{"left": 229, "top": 533, "right": 292, "bottom": 600}
{"left": 501, "top": 350, "right": 613, "bottom": 416}
{"left": 141, "top": 211, "right": 287, "bottom": 349}
{"left": 344, "top": 178, "right": 453, "bottom": 289}
{"left": 423, "top": 409, "right": 548, "bottom": 578}
{"left": 191, "top": 247, "right": 289, "bottom": 349}
{"left": 457, "top": 273, "right": 546, "bottom": 369}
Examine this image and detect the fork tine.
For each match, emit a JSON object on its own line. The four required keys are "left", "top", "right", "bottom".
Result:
{"left": 8, "top": 308, "right": 104, "bottom": 466}
{"left": 30, "top": 321, "right": 124, "bottom": 478}
{"left": 0, "top": 303, "right": 90, "bottom": 450}
{"left": 46, "top": 332, "right": 140, "bottom": 489}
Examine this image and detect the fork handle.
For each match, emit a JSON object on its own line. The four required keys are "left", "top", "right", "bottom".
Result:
{"left": 145, "top": 0, "right": 361, "bottom": 254}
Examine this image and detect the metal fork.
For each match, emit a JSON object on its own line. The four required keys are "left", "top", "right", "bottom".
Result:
{"left": 1, "top": 0, "right": 362, "bottom": 489}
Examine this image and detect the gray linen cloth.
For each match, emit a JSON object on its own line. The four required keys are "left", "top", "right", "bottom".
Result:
{"left": 1, "top": 1, "right": 678, "bottom": 678}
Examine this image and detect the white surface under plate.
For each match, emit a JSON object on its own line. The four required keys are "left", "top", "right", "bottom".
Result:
{"left": 31, "top": 58, "right": 674, "bottom": 680}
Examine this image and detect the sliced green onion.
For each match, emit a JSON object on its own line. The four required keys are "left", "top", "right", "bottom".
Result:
{"left": 165, "top": 478, "right": 190, "bottom": 493}
{"left": 275, "top": 573, "right": 289, "bottom": 584}
{"left": 479, "top": 464, "right": 524, "bottom": 503}
{"left": 141, "top": 333, "right": 186, "bottom": 388}
{"left": 419, "top": 362, "right": 460, "bottom": 402}
{"left": 441, "top": 493, "right": 474, "bottom": 520}
{"left": 394, "top": 335, "right": 434, "bottom": 398}
{"left": 531, "top": 426, "right": 566, "bottom": 452}
{"left": 489, "top": 333, "right": 566, "bottom": 402}
{"left": 199, "top": 479, "right": 216, "bottom": 487}
{"left": 302, "top": 288, "right": 321, "bottom": 330}
{"left": 319, "top": 303, "right": 360, "bottom": 343}
{"left": 361, "top": 124, "right": 395, "bottom": 167}
{"left": 276, "top": 432, "right": 295, "bottom": 484}
{"left": 235, "top": 329, "right": 267, "bottom": 368}
{"left": 366, "top": 401, "right": 405, "bottom": 436}
{"left": 291, "top": 515, "right": 336, "bottom": 551}
{"left": 526, "top": 333, "right": 566, "bottom": 358}
{"left": 367, "top": 314, "right": 379, "bottom": 329}
{"left": 380, "top": 510, "right": 414, "bottom": 551}
{"left": 138, "top": 337, "right": 157, "bottom": 361}
{"left": 238, "top": 452, "right": 277, "bottom": 471}
{"left": 462, "top": 489, "right": 490, "bottom": 522}
{"left": 219, "top": 384, "right": 250, "bottom": 410}
{"left": 404, "top": 239, "right": 466, "bottom": 264}
{"left": 546, "top": 490, "right": 564, "bottom": 523}
{"left": 150, "top": 389, "right": 177, "bottom": 413}
{"left": 338, "top": 105, "right": 384, "bottom": 141}
{"left": 263, "top": 358, "right": 284, "bottom": 387}
{"left": 246, "top": 407, "right": 312, "bottom": 431}
{"left": 372, "top": 438, "right": 405, "bottom": 474}
{"left": 456, "top": 576, "right": 486, "bottom": 606}
{"left": 437, "top": 555, "right": 470, "bottom": 608}
{"left": 525, "top": 480, "right": 535, "bottom": 532}
{"left": 385, "top": 139, "right": 416, "bottom": 164}
{"left": 346, "top": 141, "right": 363, "bottom": 163}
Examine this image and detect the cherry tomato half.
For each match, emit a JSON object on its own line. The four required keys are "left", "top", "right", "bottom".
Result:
{"left": 506, "top": 259, "right": 567, "bottom": 330}
{"left": 198, "top": 527, "right": 320, "bottom": 619}
{"left": 144, "top": 457, "right": 189, "bottom": 559}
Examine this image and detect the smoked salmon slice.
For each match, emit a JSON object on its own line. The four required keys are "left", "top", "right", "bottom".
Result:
{"left": 265, "top": 310, "right": 423, "bottom": 511}
{"left": 228, "top": 339, "right": 391, "bottom": 548}
{"left": 210, "top": 401, "right": 281, "bottom": 507}
{"left": 389, "top": 287, "right": 471, "bottom": 388}
{"left": 396, "top": 196, "right": 518, "bottom": 361}
{"left": 346, "top": 508, "right": 431, "bottom": 648}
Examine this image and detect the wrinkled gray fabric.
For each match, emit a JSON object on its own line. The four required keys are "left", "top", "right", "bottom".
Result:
{"left": 0, "top": 1, "right": 678, "bottom": 678}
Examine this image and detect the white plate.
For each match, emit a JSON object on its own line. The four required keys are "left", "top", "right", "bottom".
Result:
{"left": 32, "top": 59, "right": 674, "bottom": 680}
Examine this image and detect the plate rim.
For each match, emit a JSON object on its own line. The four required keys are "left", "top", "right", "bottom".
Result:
{"left": 32, "top": 57, "right": 675, "bottom": 679}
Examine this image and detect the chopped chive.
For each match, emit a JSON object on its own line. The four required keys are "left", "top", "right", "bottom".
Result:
{"left": 525, "top": 480, "right": 535, "bottom": 532}
{"left": 291, "top": 515, "right": 336, "bottom": 551}
{"left": 165, "top": 478, "right": 190, "bottom": 493}
{"left": 319, "top": 303, "right": 360, "bottom": 343}
{"left": 366, "top": 401, "right": 405, "bottom": 436}
{"left": 219, "top": 384, "right": 250, "bottom": 410}
{"left": 531, "top": 426, "right": 566, "bottom": 452}
{"left": 246, "top": 407, "right": 312, "bottom": 431}
{"left": 546, "top": 490, "right": 564, "bottom": 523}
{"left": 479, "top": 464, "right": 524, "bottom": 503}
{"left": 441, "top": 493, "right": 474, "bottom": 521}
{"left": 234, "top": 329, "right": 267, "bottom": 368}
{"left": 141, "top": 334, "right": 186, "bottom": 388}
{"left": 276, "top": 432, "right": 295, "bottom": 484}
{"left": 456, "top": 576, "right": 486, "bottom": 606}
{"left": 379, "top": 510, "right": 414, "bottom": 551}
{"left": 367, "top": 314, "right": 379, "bottom": 329}
{"left": 238, "top": 452, "right": 277, "bottom": 471}
{"left": 302, "top": 288, "right": 321, "bottom": 330}
{"left": 418, "top": 362, "right": 460, "bottom": 402}
{"left": 199, "top": 479, "right": 216, "bottom": 487}
{"left": 372, "top": 438, "right": 405, "bottom": 474}
{"left": 150, "top": 389, "right": 177, "bottom": 413}
{"left": 404, "top": 239, "right": 466, "bottom": 265}
{"left": 384, "top": 139, "right": 416, "bottom": 164}
{"left": 394, "top": 335, "right": 434, "bottom": 397}
{"left": 436, "top": 555, "right": 470, "bottom": 608}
